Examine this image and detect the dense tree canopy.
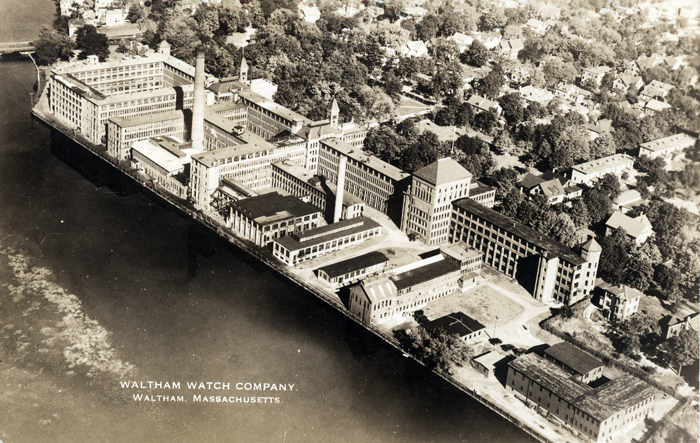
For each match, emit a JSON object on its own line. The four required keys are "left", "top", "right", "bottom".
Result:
{"left": 75, "top": 25, "right": 109, "bottom": 61}
{"left": 34, "top": 25, "right": 75, "bottom": 65}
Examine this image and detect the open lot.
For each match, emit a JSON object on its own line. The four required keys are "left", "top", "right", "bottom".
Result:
{"left": 423, "top": 284, "right": 524, "bottom": 332}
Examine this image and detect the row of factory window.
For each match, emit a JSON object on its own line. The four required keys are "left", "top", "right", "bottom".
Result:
{"left": 319, "top": 145, "right": 396, "bottom": 186}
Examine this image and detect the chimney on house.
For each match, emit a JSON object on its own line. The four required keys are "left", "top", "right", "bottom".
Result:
{"left": 333, "top": 156, "right": 348, "bottom": 223}
{"left": 191, "top": 45, "right": 206, "bottom": 150}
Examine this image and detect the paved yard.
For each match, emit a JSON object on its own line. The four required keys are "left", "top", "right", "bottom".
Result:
{"left": 423, "top": 284, "right": 524, "bottom": 332}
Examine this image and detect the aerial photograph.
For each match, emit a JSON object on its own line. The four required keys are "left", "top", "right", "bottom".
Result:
{"left": 0, "top": 0, "right": 698, "bottom": 441}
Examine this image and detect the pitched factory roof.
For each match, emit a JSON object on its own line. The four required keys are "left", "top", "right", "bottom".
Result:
{"left": 317, "top": 251, "right": 389, "bottom": 279}
{"left": 544, "top": 342, "right": 603, "bottom": 375}
{"left": 389, "top": 259, "right": 461, "bottom": 291}
{"left": 275, "top": 217, "right": 382, "bottom": 251}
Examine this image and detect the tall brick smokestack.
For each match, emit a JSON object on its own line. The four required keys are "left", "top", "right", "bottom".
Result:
{"left": 191, "top": 45, "right": 206, "bottom": 150}
{"left": 333, "top": 156, "right": 347, "bottom": 223}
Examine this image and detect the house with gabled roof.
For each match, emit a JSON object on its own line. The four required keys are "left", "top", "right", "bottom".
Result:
{"left": 519, "top": 85, "right": 553, "bottom": 105}
{"left": 636, "top": 54, "right": 664, "bottom": 71}
{"left": 466, "top": 94, "right": 502, "bottom": 115}
{"left": 524, "top": 18, "right": 547, "bottom": 34}
{"left": 498, "top": 39, "right": 524, "bottom": 59}
{"left": 580, "top": 66, "right": 612, "bottom": 86}
{"left": 553, "top": 82, "right": 593, "bottom": 104}
{"left": 613, "top": 74, "right": 644, "bottom": 93}
{"left": 448, "top": 32, "right": 473, "bottom": 53}
{"left": 605, "top": 211, "right": 654, "bottom": 244}
{"left": 584, "top": 119, "right": 614, "bottom": 140}
{"left": 402, "top": 40, "right": 428, "bottom": 57}
{"left": 517, "top": 172, "right": 581, "bottom": 203}
{"left": 663, "top": 312, "right": 699, "bottom": 340}
{"left": 640, "top": 80, "right": 674, "bottom": 100}
{"left": 569, "top": 154, "right": 635, "bottom": 186}
{"left": 299, "top": 5, "right": 321, "bottom": 23}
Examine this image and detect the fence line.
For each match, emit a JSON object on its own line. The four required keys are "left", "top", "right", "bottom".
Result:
{"left": 539, "top": 321, "right": 682, "bottom": 399}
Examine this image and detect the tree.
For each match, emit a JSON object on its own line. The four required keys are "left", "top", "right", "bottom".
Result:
{"left": 149, "top": 0, "right": 167, "bottom": 20}
{"left": 566, "top": 199, "right": 591, "bottom": 229}
{"left": 549, "top": 212, "right": 580, "bottom": 247}
{"left": 492, "top": 130, "right": 514, "bottom": 155}
{"left": 487, "top": 167, "right": 518, "bottom": 200}
{"left": 590, "top": 132, "right": 617, "bottom": 159}
{"left": 498, "top": 92, "right": 524, "bottom": 123}
{"left": 472, "top": 110, "right": 499, "bottom": 136}
{"left": 524, "top": 101, "right": 546, "bottom": 121}
{"left": 75, "top": 25, "right": 110, "bottom": 61}
{"left": 460, "top": 39, "right": 488, "bottom": 67}
{"left": 599, "top": 228, "right": 633, "bottom": 286}
{"left": 159, "top": 16, "right": 202, "bottom": 64}
{"left": 473, "top": 66, "right": 503, "bottom": 99}
{"left": 394, "top": 327, "right": 472, "bottom": 375}
{"left": 431, "top": 66, "right": 462, "bottom": 98}
{"left": 662, "top": 329, "right": 700, "bottom": 374}
{"left": 363, "top": 125, "right": 405, "bottom": 164}
{"left": 401, "top": 131, "right": 446, "bottom": 173}
{"left": 542, "top": 58, "right": 578, "bottom": 88}
{"left": 598, "top": 173, "right": 621, "bottom": 200}
{"left": 454, "top": 135, "right": 494, "bottom": 179}
{"left": 551, "top": 125, "right": 590, "bottom": 165}
{"left": 382, "top": 70, "right": 403, "bottom": 102}
{"left": 634, "top": 156, "right": 668, "bottom": 188}
{"left": 33, "top": 25, "right": 75, "bottom": 65}
{"left": 655, "top": 265, "right": 682, "bottom": 302}
{"left": 127, "top": 3, "right": 148, "bottom": 24}
{"left": 500, "top": 188, "right": 524, "bottom": 218}
{"left": 416, "top": 14, "right": 439, "bottom": 41}
{"left": 479, "top": 9, "right": 507, "bottom": 31}
{"left": 583, "top": 187, "right": 612, "bottom": 225}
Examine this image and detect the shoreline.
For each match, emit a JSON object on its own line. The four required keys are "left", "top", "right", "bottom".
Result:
{"left": 29, "top": 101, "right": 566, "bottom": 443}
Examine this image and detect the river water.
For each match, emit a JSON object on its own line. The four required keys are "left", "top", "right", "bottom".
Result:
{"left": 0, "top": 2, "right": 535, "bottom": 442}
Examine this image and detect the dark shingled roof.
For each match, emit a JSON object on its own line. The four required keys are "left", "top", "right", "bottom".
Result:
{"left": 423, "top": 312, "right": 486, "bottom": 337}
{"left": 452, "top": 198, "right": 586, "bottom": 265}
{"left": 509, "top": 353, "right": 657, "bottom": 422}
{"left": 544, "top": 342, "right": 603, "bottom": 375}
{"left": 317, "top": 251, "right": 389, "bottom": 279}
{"left": 230, "top": 192, "right": 320, "bottom": 223}
{"left": 389, "top": 259, "right": 460, "bottom": 291}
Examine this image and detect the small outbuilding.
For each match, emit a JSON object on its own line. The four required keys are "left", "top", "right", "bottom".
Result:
{"left": 471, "top": 351, "right": 504, "bottom": 378}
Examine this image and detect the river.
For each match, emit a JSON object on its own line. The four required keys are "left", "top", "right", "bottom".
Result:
{"left": 0, "top": 2, "right": 536, "bottom": 441}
